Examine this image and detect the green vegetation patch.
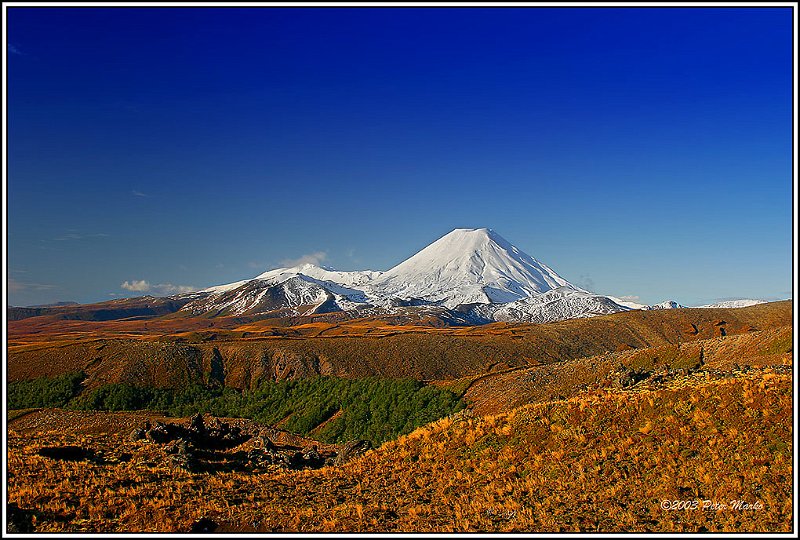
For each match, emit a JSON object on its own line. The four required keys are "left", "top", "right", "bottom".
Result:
{"left": 70, "top": 383, "right": 175, "bottom": 412}
{"left": 764, "top": 331, "right": 793, "bottom": 355}
{"left": 8, "top": 371, "right": 86, "bottom": 410}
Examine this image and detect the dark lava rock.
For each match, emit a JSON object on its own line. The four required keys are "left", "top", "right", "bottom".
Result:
{"left": 7, "top": 503, "right": 35, "bottom": 533}
{"left": 168, "top": 451, "right": 198, "bottom": 471}
{"left": 190, "top": 517, "right": 218, "bottom": 533}
{"left": 166, "top": 439, "right": 198, "bottom": 471}
{"left": 164, "top": 438, "right": 191, "bottom": 455}
{"left": 612, "top": 366, "right": 651, "bottom": 388}
{"left": 256, "top": 435, "right": 276, "bottom": 451}
{"left": 203, "top": 419, "right": 248, "bottom": 449}
{"left": 333, "top": 439, "right": 373, "bottom": 466}
{"left": 37, "top": 445, "right": 95, "bottom": 462}
{"left": 302, "top": 446, "right": 325, "bottom": 468}
{"left": 189, "top": 413, "right": 206, "bottom": 436}
{"left": 146, "top": 422, "right": 179, "bottom": 444}
{"left": 286, "top": 451, "right": 306, "bottom": 470}
{"left": 246, "top": 448, "right": 275, "bottom": 467}
{"left": 128, "top": 427, "right": 146, "bottom": 441}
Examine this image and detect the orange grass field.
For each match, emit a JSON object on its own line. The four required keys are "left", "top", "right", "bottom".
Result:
{"left": 7, "top": 368, "right": 792, "bottom": 532}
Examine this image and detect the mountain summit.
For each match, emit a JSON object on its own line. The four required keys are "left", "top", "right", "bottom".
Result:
{"left": 367, "top": 228, "right": 575, "bottom": 308}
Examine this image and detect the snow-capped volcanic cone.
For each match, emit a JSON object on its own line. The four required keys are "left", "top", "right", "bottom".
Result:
{"left": 367, "top": 228, "right": 576, "bottom": 308}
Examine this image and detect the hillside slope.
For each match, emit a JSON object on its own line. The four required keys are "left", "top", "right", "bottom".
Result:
{"left": 7, "top": 367, "right": 791, "bottom": 532}
{"left": 7, "top": 301, "right": 792, "bottom": 390}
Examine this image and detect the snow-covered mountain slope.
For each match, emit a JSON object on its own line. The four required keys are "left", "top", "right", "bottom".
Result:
{"left": 200, "top": 279, "right": 251, "bottom": 295}
{"left": 605, "top": 296, "right": 686, "bottom": 311}
{"left": 695, "top": 299, "right": 767, "bottom": 309}
{"left": 185, "top": 276, "right": 332, "bottom": 317}
{"left": 186, "top": 264, "right": 382, "bottom": 316}
{"left": 366, "top": 228, "right": 576, "bottom": 308}
{"left": 470, "top": 287, "right": 630, "bottom": 324}
{"left": 606, "top": 296, "right": 649, "bottom": 310}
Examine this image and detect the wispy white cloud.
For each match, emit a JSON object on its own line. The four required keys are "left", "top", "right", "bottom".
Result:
{"left": 54, "top": 232, "right": 110, "bottom": 241}
{"left": 279, "top": 251, "right": 327, "bottom": 268}
{"left": 9, "top": 277, "right": 55, "bottom": 292}
{"left": 156, "top": 283, "right": 197, "bottom": 294}
{"left": 121, "top": 279, "right": 151, "bottom": 292}
{"left": 577, "top": 274, "right": 595, "bottom": 292}
{"left": 617, "top": 295, "right": 641, "bottom": 302}
{"left": 132, "top": 190, "right": 149, "bottom": 197}
{"left": 9, "top": 44, "right": 23, "bottom": 55}
{"left": 121, "top": 280, "right": 196, "bottom": 295}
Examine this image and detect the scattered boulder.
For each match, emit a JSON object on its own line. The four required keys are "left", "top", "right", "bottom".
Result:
{"left": 190, "top": 517, "right": 218, "bottom": 533}
{"left": 146, "top": 422, "right": 180, "bottom": 444}
{"left": 189, "top": 413, "right": 206, "bottom": 436}
{"left": 612, "top": 366, "right": 651, "bottom": 389}
{"left": 166, "top": 439, "right": 198, "bottom": 471}
{"left": 333, "top": 439, "right": 372, "bottom": 466}
{"left": 255, "top": 435, "right": 276, "bottom": 451}
{"left": 302, "top": 446, "right": 325, "bottom": 468}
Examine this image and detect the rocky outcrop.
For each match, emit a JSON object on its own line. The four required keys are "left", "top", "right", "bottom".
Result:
{"left": 131, "top": 415, "right": 344, "bottom": 472}
{"left": 333, "top": 439, "right": 372, "bottom": 466}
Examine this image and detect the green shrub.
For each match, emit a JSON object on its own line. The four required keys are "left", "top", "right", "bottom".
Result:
{"left": 71, "top": 383, "right": 173, "bottom": 411}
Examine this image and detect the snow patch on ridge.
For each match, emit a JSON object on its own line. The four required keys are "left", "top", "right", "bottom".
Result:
{"left": 256, "top": 263, "right": 382, "bottom": 288}
{"left": 473, "top": 288, "right": 631, "bottom": 323}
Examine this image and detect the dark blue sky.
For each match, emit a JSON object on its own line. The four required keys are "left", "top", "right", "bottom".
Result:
{"left": 6, "top": 7, "right": 794, "bottom": 307}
